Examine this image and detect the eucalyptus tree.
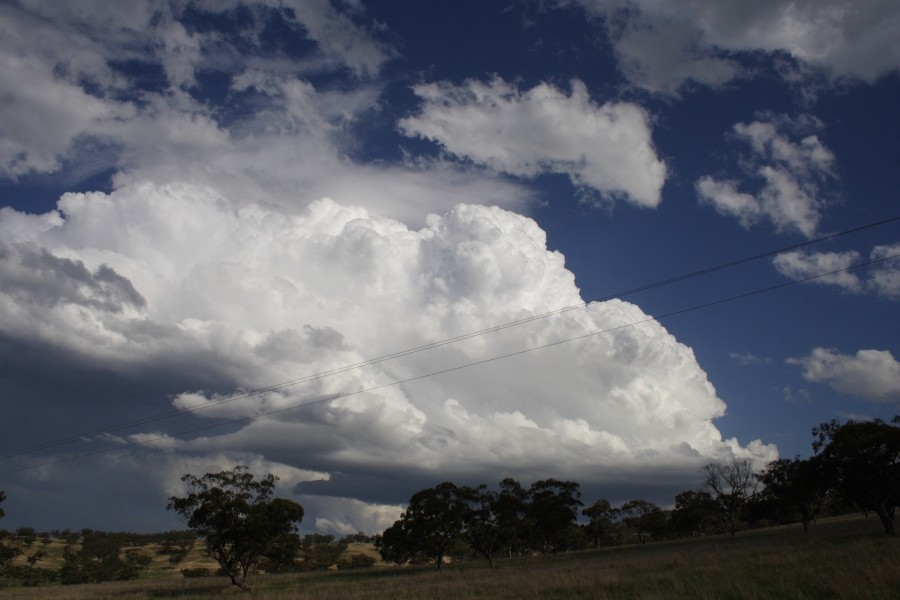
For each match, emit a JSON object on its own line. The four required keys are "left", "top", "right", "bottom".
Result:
{"left": 458, "top": 484, "right": 503, "bottom": 567}
{"left": 757, "top": 455, "right": 831, "bottom": 532}
{"left": 813, "top": 417, "right": 900, "bottom": 535}
{"left": 167, "top": 466, "right": 304, "bottom": 592}
{"left": 582, "top": 498, "right": 616, "bottom": 547}
{"left": 379, "top": 482, "right": 466, "bottom": 570}
{"left": 619, "top": 499, "right": 667, "bottom": 544}
{"left": 702, "top": 458, "right": 756, "bottom": 537}
{"left": 671, "top": 490, "right": 718, "bottom": 537}
{"left": 526, "top": 479, "right": 583, "bottom": 554}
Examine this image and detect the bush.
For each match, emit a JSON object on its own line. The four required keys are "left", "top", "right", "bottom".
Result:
{"left": 336, "top": 554, "right": 376, "bottom": 569}
{"left": 181, "top": 567, "right": 216, "bottom": 578}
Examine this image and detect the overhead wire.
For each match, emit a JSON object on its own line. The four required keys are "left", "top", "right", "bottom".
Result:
{"left": 2, "top": 249, "right": 898, "bottom": 476}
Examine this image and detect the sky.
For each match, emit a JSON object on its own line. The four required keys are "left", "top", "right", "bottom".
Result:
{"left": 0, "top": 0, "right": 898, "bottom": 535}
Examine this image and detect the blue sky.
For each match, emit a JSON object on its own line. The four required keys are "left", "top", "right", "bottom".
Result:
{"left": 0, "top": 0, "right": 898, "bottom": 534}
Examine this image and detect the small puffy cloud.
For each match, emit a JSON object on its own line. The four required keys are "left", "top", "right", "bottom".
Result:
{"left": 869, "top": 243, "right": 900, "bottom": 299}
{"left": 772, "top": 245, "right": 900, "bottom": 299}
{"left": 788, "top": 348, "right": 900, "bottom": 402}
{"left": 697, "top": 116, "right": 837, "bottom": 237}
{"left": 772, "top": 250, "right": 863, "bottom": 292}
{"left": 399, "top": 78, "right": 667, "bottom": 208}
{"left": 0, "top": 184, "right": 774, "bottom": 531}
{"left": 563, "top": 0, "right": 900, "bottom": 93}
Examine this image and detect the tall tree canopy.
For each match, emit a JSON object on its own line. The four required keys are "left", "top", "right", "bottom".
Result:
{"left": 756, "top": 455, "right": 831, "bottom": 532}
{"left": 702, "top": 458, "right": 756, "bottom": 537}
{"left": 526, "top": 479, "right": 583, "bottom": 554}
{"left": 379, "top": 482, "right": 466, "bottom": 570}
{"left": 813, "top": 417, "right": 900, "bottom": 535}
{"left": 167, "top": 466, "right": 304, "bottom": 591}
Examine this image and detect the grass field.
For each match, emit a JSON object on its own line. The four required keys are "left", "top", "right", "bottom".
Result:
{"left": 1, "top": 514, "right": 898, "bottom": 599}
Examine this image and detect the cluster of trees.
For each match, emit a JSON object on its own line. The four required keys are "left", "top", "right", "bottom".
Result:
{"left": 379, "top": 479, "right": 583, "bottom": 569}
{"left": 0, "top": 525, "right": 199, "bottom": 587}
{"left": 378, "top": 416, "right": 899, "bottom": 568}
{"left": 376, "top": 477, "right": 677, "bottom": 568}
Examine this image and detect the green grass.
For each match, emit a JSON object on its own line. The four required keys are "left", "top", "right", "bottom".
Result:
{"left": 1, "top": 515, "right": 898, "bottom": 599}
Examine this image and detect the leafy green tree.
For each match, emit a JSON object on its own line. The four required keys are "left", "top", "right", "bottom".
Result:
{"left": 619, "top": 499, "right": 667, "bottom": 543}
{"left": 494, "top": 478, "right": 529, "bottom": 557}
{"left": 757, "top": 455, "right": 831, "bottom": 532}
{"left": 526, "top": 479, "right": 582, "bottom": 554}
{"left": 167, "top": 465, "right": 304, "bottom": 591}
{"left": 582, "top": 499, "right": 616, "bottom": 547}
{"left": 457, "top": 484, "right": 502, "bottom": 567}
{"left": 379, "top": 482, "right": 466, "bottom": 570}
{"left": 671, "top": 490, "right": 718, "bottom": 537}
{"left": 703, "top": 458, "right": 756, "bottom": 536}
{"left": 813, "top": 417, "right": 900, "bottom": 535}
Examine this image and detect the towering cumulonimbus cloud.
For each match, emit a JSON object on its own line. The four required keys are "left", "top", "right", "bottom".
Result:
{"left": 0, "top": 181, "right": 775, "bottom": 533}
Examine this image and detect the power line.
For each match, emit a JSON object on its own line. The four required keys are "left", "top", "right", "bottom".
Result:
{"left": 2, "top": 250, "right": 897, "bottom": 476}
{"left": 1, "top": 215, "right": 897, "bottom": 461}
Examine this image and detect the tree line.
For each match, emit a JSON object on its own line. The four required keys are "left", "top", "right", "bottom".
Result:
{"left": 1, "top": 416, "right": 897, "bottom": 589}
{"left": 377, "top": 415, "right": 899, "bottom": 568}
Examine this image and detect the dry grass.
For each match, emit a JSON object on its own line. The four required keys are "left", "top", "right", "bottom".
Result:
{"left": 2, "top": 514, "right": 898, "bottom": 599}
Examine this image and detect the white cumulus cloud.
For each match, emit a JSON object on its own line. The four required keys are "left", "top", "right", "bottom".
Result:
{"left": 399, "top": 77, "right": 667, "bottom": 208}
{"left": 772, "top": 250, "right": 863, "bottom": 292}
{"left": 772, "top": 245, "right": 900, "bottom": 299}
{"left": 788, "top": 348, "right": 900, "bottom": 402}
{"left": 869, "top": 243, "right": 900, "bottom": 299}
{"left": 697, "top": 116, "right": 837, "bottom": 237}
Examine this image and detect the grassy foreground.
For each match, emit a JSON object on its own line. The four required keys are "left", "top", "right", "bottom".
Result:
{"left": 1, "top": 514, "right": 897, "bottom": 599}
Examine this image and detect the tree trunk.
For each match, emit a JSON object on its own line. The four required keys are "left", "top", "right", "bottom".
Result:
{"left": 219, "top": 563, "right": 253, "bottom": 593}
{"left": 226, "top": 572, "right": 252, "bottom": 592}
{"left": 874, "top": 505, "right": 895, "bottom": 535}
